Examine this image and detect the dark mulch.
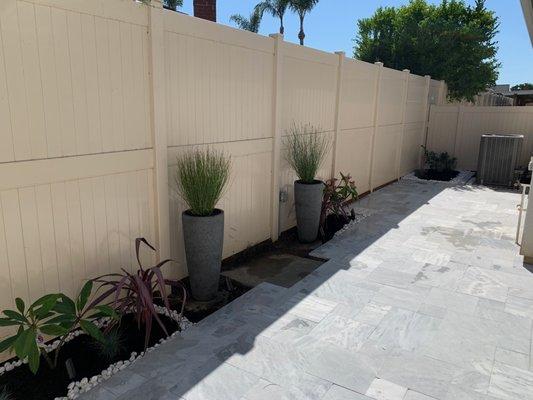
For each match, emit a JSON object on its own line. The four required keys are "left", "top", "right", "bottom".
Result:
{"left": 0, "top": 314, "right": 179, "bottom": 400}
{"left": 415, "top": 169, "right": 459, "bottom": 182}
{"left": 169, "top": 276, "right": 252, "bottom": 323}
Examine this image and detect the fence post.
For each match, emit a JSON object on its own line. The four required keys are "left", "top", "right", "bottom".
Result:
{"left": 148, "top": 1, "right": 170, "bottom": 263}
{"left": 396, "top": 69, "right": 410, "bottom": 180}
{"left": 420, "top": 75, "right": 431, "bottom": 168}
{"left": 452, "top": 104, "right": 465, "bottom": 161}
{"left": 438, "top": 80, "right": 446, "bottom": 105}
{"left": 368, "top": 62, "right": 383, "bottom": 192}
{"left": 331, "top": 51, "right": 345, "bottom": 179}
{"left": 269, "top": 33, "right": 283, "bottom": 242}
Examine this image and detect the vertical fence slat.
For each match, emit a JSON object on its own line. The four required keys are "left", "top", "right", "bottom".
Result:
{"left": 148, "top": 1, "right": 170, "bottom": 264}
{"left": 368, "top": 62, "right": 384, "bottom": 192}
{"left": 331, "top": 51, "right": 345, "bottom": 179}
{"left": 269, "top": 33, "right": 283, "bottom": 242}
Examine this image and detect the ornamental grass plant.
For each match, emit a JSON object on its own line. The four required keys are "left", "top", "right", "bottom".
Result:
{"left": 284, "top": 123, "right": 330, "bottom": 183}
{"left": 175, "top": 148, "right": 231, "bottom": 216}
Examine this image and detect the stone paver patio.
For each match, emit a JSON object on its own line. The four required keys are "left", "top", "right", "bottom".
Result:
{"left": 81, "top": 180, "right": 533, "bottom": 400}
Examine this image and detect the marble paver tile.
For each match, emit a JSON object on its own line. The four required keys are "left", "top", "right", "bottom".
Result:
{"left": 494, "top": 347, "right": 530, "bottom": 370}
{"left": 411, "top": 262, "right": 466, "bottom": 290}
{"left": 282, "top": 292, "right": 338, "bottom": 323}
{"left": 241, "top": 375, "right": 331, "bottom": 400}
{"left": 403, "top": 390, "right": 439, "bottom": 400}
{"left": 367, "top": 267, "right": 417, "bottom": 288}
{"left": 101, "top": 370, "right": 147, "bottom": 396}
{"left": 365, "top": 378, "right": 408, "bottom": 400}
{"left": 169, "top": 358, "right": 259, "bottom": 400}
{"left": 372, "top": 284, "right": 430, "bottom": 312}
{"left": 505, "top": 295, "right": 533, "bottom": 319}
{"left": 444, "top": 386, "right": 503, "bottom": 400}
{"left": 322, "top": 385, "right": 374, "bottom": 400}
{"left": 80, "top": 388, "right": 118, "bottom": 400}
{"left": 456, "top": 267, "right": 509, "bottom": 302}
{"left": 304, "top": 313, "right": 376, "bottom": 352}
{"left": 423, "top": 287, "right": 478, "bottom": 315}
{"left": 378, "top": 350, "right": 457, "bottom": 399}
{"left": 488, "top": 362, "right": 533, "bottom": 400}
{"left": 220, "top": 335, "right": 308, "bottom": 386}
{"left": 352, "top": 302, "right": 392, "bottom": 325}
{"left": 258, "top": 312, "right": 317, "bottom": 343}
{"left": 417, "top": 303, "right": 447, "bottom": 319}
{"left": 370, "top": 308, "right": 441, "bottom": 352}
{"left": 303, "top": 341, "right": 376, "bottom": 394}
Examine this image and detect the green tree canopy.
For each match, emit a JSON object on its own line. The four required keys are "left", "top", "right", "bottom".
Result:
{"left": 511, "top": 83, "right": 533, "bottom": 91}
{"left": 354, "top": 0, "right": 500, "bottom": 101}
{"left": 230, "top": 7, "right": 264, "bottom": 33}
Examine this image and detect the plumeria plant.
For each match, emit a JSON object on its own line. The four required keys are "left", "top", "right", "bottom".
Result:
{"left": 0, "top": 282, "right": 117, "bottom": 374}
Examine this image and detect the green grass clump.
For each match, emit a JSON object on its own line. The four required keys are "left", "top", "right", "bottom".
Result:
{"left": 176, "top": 149, "right": 231, "bottom": 216}
{"left": 284, "top": 123, "right": 330, "bottom": 183}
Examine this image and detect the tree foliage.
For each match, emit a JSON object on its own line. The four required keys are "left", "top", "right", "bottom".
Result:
{"left": 256, "top": 0, "right": 290, "bottom": 34}
{"left": 162, "top": 0, "right": 183, "bottom": 11}
{"left": 354, "top": 0, "right": 500, "bottom": 101}
{"left": 289, "top": 0, "right": 319, "bottom": 45}
{"left": 230, "top": 7, "right": 265, "bottom": 33}
{"left": 511, "top": 83, "right": 533, "bottom": 91}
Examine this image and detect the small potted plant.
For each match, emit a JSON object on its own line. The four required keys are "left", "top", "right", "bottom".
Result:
{"left": 175, "top": 148, "right": 231, "bottom": 301}
{"left": 285, "top": 124, "right": 330, "bottom": 243}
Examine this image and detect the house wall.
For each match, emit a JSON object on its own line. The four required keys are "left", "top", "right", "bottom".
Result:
{"left": 427, "top": 105, "right": 533, "bottom": 171}
{"left": 0, "top": 0, "right": 437, "bottom": 335}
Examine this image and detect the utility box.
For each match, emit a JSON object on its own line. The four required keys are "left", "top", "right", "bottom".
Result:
{"left": 477, "top": 134, "right": 524, "bottom": 187}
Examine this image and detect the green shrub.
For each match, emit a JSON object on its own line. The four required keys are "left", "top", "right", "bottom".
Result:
{"left": 175, "top": 149, "right": 231, "bottom": 216}
{"left": 0, "top": 282, "right": 117, "bottom": 374}
{"left": 284, "top": 124, "right": 330, "bottom": 183}
{"left": 421, "top": 146, "right": 457, "bottom": 172}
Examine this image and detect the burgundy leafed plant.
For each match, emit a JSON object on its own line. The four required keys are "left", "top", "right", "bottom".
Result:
{"left": 94, "top": 238, "right": 187, "bottom": 349}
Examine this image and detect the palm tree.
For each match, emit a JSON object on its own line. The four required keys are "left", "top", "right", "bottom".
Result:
{"left": 289, "top": 0, "right": 319, "bottom": 45}
{"left": 230, "top": 8, "right": 264, "bottom": 33}
{"left": 162, "top": 0, "right": 183, "bottom": 11}
{"left": 255, "top": 0, "right": 290, "bottom": 35}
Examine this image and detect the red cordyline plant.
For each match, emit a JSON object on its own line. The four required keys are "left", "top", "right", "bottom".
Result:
{"left": 94, "top": 238, "right": 187, "bottom": 349}
{"left": 319, "top": 172, "right": 358, "bottom": 237}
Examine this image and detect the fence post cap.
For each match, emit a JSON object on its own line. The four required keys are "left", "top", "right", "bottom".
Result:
{"left": 374, "top": 61, "right": 384, "bottom": 67}
{"left": 335, "top": 51, "right": 346, "bottom": 56}
{"left": 269, "top": 33, "right": 284, "bottom": 40}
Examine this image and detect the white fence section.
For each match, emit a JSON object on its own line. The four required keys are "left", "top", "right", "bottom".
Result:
{"left": 427, "top": 105, "right": 533, "bottom": 171}
{"left": 0, "top": 0, "right": 441, "bottom": 323}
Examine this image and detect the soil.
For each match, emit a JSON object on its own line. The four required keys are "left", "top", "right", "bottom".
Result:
{"left": 169, "top": 276, "right": 252, "bottom": 323}
{"left": 415, "top": 169, "right": 459, "bottom": 182}
{"left": 0, "top": 314, "right": 179, "bottom": 400}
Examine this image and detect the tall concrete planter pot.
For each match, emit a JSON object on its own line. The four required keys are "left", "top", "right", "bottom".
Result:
{"left": 294, "top": 180, "right": 323, "bottom": 243}
{"left": 182, "top": 209, "right": 224, "bottom": 301}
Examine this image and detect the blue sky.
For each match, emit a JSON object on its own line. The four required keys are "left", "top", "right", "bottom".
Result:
{"left": 179, "top": 0, "right": 532, "bottom": 86}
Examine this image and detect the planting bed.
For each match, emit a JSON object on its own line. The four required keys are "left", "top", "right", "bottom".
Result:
{"left": 415, "top": 168, "right": 459, "bottom": 182}
{"left": 0, "top": 312, "right": 182, "bottom": 400}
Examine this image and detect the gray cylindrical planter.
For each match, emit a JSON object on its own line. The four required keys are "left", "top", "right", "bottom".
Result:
{"left": 182, "top": 209, "right": 224, "bottom": 301}
{"left": 294, "top": 180, "right": 324, "bottom": 243}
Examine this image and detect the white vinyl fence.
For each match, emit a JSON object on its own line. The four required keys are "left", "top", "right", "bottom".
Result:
{"left": 427, "top": 105, "right": 533, "bottom": 171}
{"left": 0, "top": 0, "right": 444, "bottom": 328}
